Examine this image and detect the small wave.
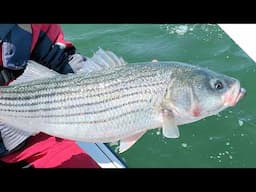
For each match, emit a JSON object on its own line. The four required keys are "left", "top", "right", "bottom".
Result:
{"left": 160, "top": 24, "right": 192, "bottom": 36}
{"left": 160, "top": 24, "right": 226, "bottom": 41}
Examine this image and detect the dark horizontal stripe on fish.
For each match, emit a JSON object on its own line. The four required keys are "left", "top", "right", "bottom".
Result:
{"left": 0, "top": 90, "right": 141, "bottom": 108}
{"left": 1, "top": 66, "right": 160, "bottom": 95}
{"left": 3, "top": 67, "right": 126, "bottom": 91}
{"left": 0, "top": 99, "right": 149, "bottom": 118}
{"left": 46, "top": 108, "right": 144, "bottom": 125}
{"left": 0, "top": 72, "right": 163, "bottom": 101}
{"left": 0, "top": 80, "right": 164, "bottom": 107}
{"left": 0, "top": 108, "right": 145, "bottom": 126}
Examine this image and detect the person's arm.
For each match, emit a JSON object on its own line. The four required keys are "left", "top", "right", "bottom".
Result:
{"left": 0, "top": 24, "right": 87, "bottom": 157}
{"left": 30, "top": 24, "right": 87, "bottom": 74}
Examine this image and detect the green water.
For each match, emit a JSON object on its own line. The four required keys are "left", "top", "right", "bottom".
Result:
{"left": 62, "top": 24, "right": 256, "bottom": 168}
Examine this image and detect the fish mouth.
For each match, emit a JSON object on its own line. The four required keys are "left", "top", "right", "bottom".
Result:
{"left": 224, "top": 83, "right": 246, "bottom": 107}
{"left": 233, "top": 87, "right": 246, "bottom": 106}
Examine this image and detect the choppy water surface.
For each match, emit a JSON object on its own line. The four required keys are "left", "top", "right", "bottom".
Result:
{"left": 62, "top": 24, "right": 255, "bottom": 168}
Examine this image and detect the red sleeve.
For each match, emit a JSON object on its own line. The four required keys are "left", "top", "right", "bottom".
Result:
{"left": 31, "top": 24, "right": 74, "bottom": 52}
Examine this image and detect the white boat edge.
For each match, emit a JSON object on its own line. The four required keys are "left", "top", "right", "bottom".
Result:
{"left": 77, "top": 142, "right": 127, "bottom": 168}
{"left": 218, "top": 24, "right": 256, "bottom": 63}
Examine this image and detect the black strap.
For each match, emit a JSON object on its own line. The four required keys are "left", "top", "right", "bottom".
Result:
{"left": 0, "top": 67, "right": 24, "bottom": 85}
{"left": 0, "top": 68, "right": 15, "bottom": 85}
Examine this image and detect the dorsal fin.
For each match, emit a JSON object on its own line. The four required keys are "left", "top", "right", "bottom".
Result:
{"left": 78, "top": 48, "right": 127, "bottom": 73}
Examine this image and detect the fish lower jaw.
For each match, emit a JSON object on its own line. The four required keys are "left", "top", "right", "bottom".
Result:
{"left": 223, "top": 86, "right": 246, "bottom": 107}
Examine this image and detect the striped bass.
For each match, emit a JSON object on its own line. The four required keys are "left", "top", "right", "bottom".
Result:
{"left": 0, "top": 49, "right": 246, "bottom": 153}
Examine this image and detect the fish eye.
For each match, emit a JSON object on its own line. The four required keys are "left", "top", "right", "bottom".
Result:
{"left": 214, "top": 80, "right": 224, "bottom": 90}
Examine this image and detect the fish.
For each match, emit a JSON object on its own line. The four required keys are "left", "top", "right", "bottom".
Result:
{"left": 0, "top": 48, "right": 246, "bottom": 153}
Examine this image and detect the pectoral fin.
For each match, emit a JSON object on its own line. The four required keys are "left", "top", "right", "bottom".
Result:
{"left": 119, "top": 131, "right": 146, "bottom": 153}
{"left": 162, "top": 110, "right": 180, "bottom": 138}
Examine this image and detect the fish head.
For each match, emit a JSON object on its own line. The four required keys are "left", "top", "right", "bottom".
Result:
{"left": 163, "top": 65, "right": 246, "bottom": 124}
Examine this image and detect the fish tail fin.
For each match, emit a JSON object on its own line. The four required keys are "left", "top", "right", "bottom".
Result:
{"left": 0, "top": 122, "right": 32, "bottom": 151}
